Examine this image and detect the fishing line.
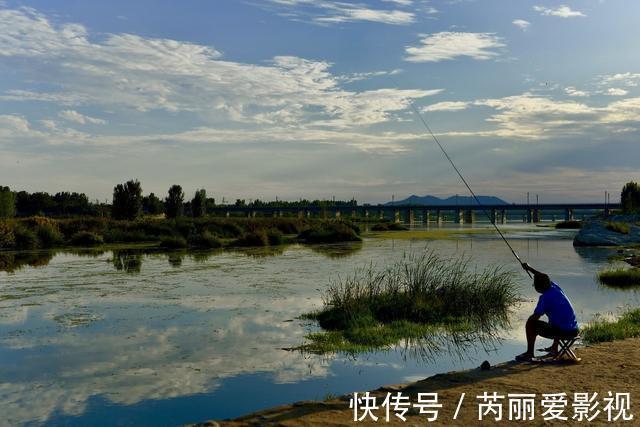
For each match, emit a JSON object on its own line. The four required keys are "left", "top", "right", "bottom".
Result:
{"left": 403, "top": 98, "right": 531, "bottom": 277}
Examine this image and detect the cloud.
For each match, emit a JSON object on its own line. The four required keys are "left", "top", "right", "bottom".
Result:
{"left": 0, "top": 7, "right": 439, "bottom": 153}
{"left": 405, "top": 32, "right": 505, "bottom": 62}
{"left": 432, "top": 92, "right": 640, "bottom": 140}
{"left": 564, "top": 86, "right": 590, "bottom": 97}
{"left": 512, "top": 19, "right": 531, "bottom": 30}
{"left": 422, "top": 101, "right": 471, "bottom": 112}
{"left": 605, "top": 88, "right": 629, "bottom": 96}
{"left": 599, "top": 72, "right": 640, "bottom": 87}
{"left": 264, "top": 0, "right": 415, "bottom": 25}
{"left": 533, "top": 5, "right": 585, "bottom": 18}
{"left": 59, "top": 110, "right": 106, "bottom": 125}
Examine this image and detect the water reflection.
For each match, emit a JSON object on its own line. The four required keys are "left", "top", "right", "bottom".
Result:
{"left": 1, "top": 231, "right": 639, "bottom": 425}
{"left": 111, "top": 249, "right": 143, "bottom": 274}
{"left": 0, "top": 250, "right": 54, "bottom": 273}
{"left": 309, "top": 242, "right": 363, "bottom": 259}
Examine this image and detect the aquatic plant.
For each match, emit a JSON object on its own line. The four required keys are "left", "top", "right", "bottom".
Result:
{"left": 301, "top": 251, "right": 519, "bottom": 354}
{"left": 298, "top": 221, "right": 361, "bottom": 244}
{"left": 582, "top": 308, "right": 640, "bottom": 344}
{"left": 597, "top": 267, "right": 640, "bottom": 288}
{"left": 187, "top": 231, "right": 222, "bottom": 249}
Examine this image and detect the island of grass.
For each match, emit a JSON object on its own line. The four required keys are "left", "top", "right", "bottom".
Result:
{"left": 582, "top": 308, "right": 640, "bottom": 344}
{"left": 597, "top": 267, "right": 640, "bottom": 288}
{"left": 299, "top": 252, "right": 519, "bottom": 354}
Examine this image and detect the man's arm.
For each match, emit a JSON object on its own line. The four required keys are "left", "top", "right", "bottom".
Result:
{"left": 521, "top": 262, "right": 545, "bottom": 276}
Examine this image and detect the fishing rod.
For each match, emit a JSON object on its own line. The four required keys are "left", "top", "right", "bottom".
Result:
{"left": 405, "top": 100, "right": 532, "bottom": 278}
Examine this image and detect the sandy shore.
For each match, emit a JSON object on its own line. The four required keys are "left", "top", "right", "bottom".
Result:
{"left": 197, "top": 338, "right": 640, "bottom": 426}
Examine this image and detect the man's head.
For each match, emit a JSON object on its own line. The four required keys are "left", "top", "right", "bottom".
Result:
{"left": 533, "top": 273, "right": 551, "bottom": 293}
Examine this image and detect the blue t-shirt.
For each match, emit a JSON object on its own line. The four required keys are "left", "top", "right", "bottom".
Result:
{"left": 534, "top": 282, "right": 578, "bottom": 331}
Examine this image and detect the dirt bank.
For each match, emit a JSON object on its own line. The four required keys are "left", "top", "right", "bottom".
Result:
{"left": 198, "top": 338, "right": 640, "bottom": 426}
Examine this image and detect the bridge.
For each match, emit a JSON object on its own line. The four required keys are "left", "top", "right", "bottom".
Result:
{"left": 208, "top": 203, "right": 620, "bottom": 224}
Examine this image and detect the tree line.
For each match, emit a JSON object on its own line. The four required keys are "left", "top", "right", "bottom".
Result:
{"left": 0, "top": 180, "right": 359, "bottom": 220}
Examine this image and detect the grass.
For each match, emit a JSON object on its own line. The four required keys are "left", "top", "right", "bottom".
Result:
{"left": 298, "top": 251, "right": 519, "bottom": 354}
{"left": 0, "top": 216, "right": 359, "bottom": 251}
{"left": 606, "top": 221, "right": 631, "bottom": 234}
{"left": 555, "top": 220, "right": 582, "bottom": 229}
{"left": 297, "top": 221, "right": 361, "bottom": 244}
{"left": 597, "top": 267, "right": 640, "bottom": 288}
{"left": 582, "top": 308, "right": 640, "bottom": 344}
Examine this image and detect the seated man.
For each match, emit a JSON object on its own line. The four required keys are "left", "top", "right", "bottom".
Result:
{"left": 516, "top": 263, "right": 579, "bottom": 362}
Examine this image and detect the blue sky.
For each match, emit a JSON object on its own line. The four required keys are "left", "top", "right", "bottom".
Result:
{"left": 1, "top": 0, "right": 639, "bottom": 203}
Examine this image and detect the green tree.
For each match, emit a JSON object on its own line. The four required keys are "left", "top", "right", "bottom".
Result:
{"left": 191, "top": 189, "right": 206, "bottom": 218}
{"left": 621, "top": 181, "right": 640, "bottom": 213}
{"left": 142, "top": 193, "right": 163, "bottom": 215}
{"left": 112, "top": 180, "right": 143, "bottom": 220}
{"left": 165, "top": 185, "right": 184, "bottom": 219}
{"left": 0, "top": 186, "right": 16, "bottom": 218}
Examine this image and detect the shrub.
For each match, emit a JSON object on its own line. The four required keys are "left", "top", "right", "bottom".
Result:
{"left": 298, "top": 222, "right": 361, "bottom": 244}
{"left": 160, "top": 236, "right": 188, "bottom": 249}
{"left": 14, "top": 227, "right": 38, "bottom": 249}
{"left": 71, "top": 231, "right": 104, "bottom": 246}
{"left": 266, "top": 229, "right": 284, "bottom": 245}
{"left": 36, "top": 223, "right": 63, "bottom": 248}
{"left": 234, "top": 230, "right": 269, "bottom": 247}
{"left": 188, "top": 231, "right": 222, "bottom": 249}
{"left": 0, "top": 221, "right": 15, "bottom": 249}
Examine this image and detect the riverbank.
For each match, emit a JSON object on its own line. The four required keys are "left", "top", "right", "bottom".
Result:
{"left": 201, "top": 338, "right": 639, "bottom": 426}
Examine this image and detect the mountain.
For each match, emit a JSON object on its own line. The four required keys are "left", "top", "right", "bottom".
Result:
{"left": 384, "top": 195, "right": 509, "bottom": 206}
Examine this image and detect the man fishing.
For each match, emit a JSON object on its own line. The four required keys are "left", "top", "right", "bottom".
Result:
{"left": 515, "top": 262, "right": 579, "bottom": 362}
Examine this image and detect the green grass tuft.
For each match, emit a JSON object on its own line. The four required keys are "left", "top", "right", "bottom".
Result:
{"left": 597, "top": 267, "right": 640, "bottom": 288}
{"left": 300, "top": 251, "right": 519, "bottom": 354}
{"left": 582, "top": 308, "right": 640, "bottom": 344}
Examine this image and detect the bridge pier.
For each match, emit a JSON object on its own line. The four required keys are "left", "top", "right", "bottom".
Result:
{"left": 335, "top": 210, "right": 341, "bottom": 219}
{"left": 423, "top": 209, "right": 430, "bottom": 224}
{"left": 436, "top": 209, "right": 443, "bottom": 224}
{"left": 378, "top": 210, "right": 385, "bottom": 220}
{"left": 226, "top": 211, "right": 230, "bottom": 218}
{"left": 464, "top": 209, "right": 475, "bottom": 224}
{"left": 564, "top": 208, "right": 574, "bottom": 221}
{"left": 407, "top": 209, "right": 414, "bottom": 224}
{"left": 456, "top": 209, "right": 464, "bottom": 224}
{"left": 500, "top": 209, "right": 507, "bottom": 224}
{"left": 533, "top": 209, "right": 542, "bottom": 223}
{"left": 394, "top": 210, "right": 400, "bottom": 223}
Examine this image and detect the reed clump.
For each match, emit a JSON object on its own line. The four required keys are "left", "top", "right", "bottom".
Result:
{"left": 301, "top": 251, "right": 519, "bottom": 353}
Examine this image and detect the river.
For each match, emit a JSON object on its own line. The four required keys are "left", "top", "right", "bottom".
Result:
{"left": 1, "top": 225, "right": 638, "bottom": 426}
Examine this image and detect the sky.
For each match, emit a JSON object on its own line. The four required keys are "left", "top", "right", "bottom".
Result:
{"left": 0, "top": 0, "right": 639, "bottom": 204}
